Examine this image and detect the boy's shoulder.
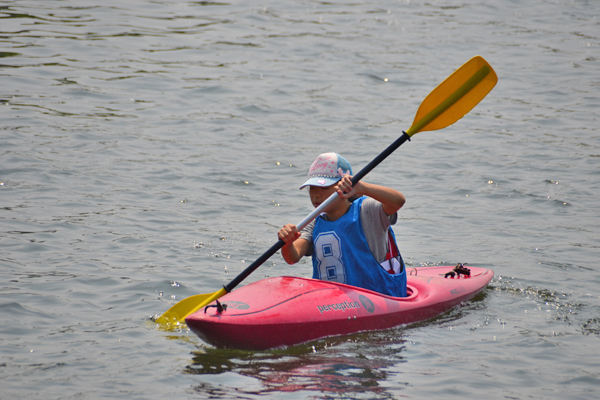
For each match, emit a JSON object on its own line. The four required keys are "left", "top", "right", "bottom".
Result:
{"left": 360, "top": 197, "right": 397, "bottom": 225}
{"left": 359, "top": 197, "right": 382, "bottom": 211}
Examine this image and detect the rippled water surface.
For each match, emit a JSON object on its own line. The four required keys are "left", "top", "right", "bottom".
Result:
{"left": 1, "top": 0, "right": 599, "bottom": 399}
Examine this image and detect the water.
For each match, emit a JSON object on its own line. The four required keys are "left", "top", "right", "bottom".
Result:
{"left": 1, "top": 0, "right": 599, "bottom": 398}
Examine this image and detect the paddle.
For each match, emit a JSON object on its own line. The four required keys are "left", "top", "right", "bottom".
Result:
{"left": 155, "top": 55, "right": 497, "bottom": 328}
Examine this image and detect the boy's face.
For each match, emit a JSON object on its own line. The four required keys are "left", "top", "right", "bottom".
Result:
{"left": 308, "top": 183, "right": 338, "bottom": 209}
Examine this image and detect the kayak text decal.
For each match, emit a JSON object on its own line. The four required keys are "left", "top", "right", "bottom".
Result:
{"left": 449, "top": 286, "right": 466, "bottom": 296}
{"left": 224, "top": 301, "right": 250, "bottom": 310}
{"left": 317, "top": 300, "right": 361, "bottom": 314}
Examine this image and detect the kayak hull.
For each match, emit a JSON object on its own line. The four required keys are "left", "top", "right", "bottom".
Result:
{"left": 185, "top": 266, "right": 493, "bottom": 350}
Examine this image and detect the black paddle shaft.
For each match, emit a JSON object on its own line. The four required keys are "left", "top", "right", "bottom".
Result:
{"left": 350, "top": 132, "right": 411, "bottom": 186}
{"left": 224, "top": 131, "right": 411, "bottom": 293}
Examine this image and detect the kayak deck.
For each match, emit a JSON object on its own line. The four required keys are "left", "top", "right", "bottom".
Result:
{"left": 186, "top": 266, "right": 493, "bottom": 350}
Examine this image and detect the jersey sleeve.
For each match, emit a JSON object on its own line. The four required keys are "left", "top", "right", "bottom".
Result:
{"left": 299, "top": 219, "right": 315, "bottom": 256}
{"left": 360, "top": 198, "right": 398, "bottom": 263}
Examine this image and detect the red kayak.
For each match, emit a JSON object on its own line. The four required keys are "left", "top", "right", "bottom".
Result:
{"left": 186, "top": 265, "right": 493, "bottom": 350}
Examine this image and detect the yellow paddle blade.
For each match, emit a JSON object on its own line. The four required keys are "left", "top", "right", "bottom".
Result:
{"left": 405, "top": 55, "right": 497, "bottom": 137}
{"left": 154, "top": 287, "right": 228, "bottom": 329}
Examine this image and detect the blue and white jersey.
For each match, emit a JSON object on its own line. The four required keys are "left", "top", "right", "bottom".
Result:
{"left": 311, "top": 197, "right": 407, "bottom": 297}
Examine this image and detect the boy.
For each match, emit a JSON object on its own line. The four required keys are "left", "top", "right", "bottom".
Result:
{"left": 278, "top": 152, "right": 408, "bottom": 297}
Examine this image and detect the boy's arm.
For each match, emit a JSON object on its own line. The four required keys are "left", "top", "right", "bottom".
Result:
{"left": 278, "top": 224, "right": 310, "bottom": 264}
{"left": 335, "top": 176, "right": 405, "bottom": 216}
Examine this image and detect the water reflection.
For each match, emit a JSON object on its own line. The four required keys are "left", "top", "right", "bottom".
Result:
{"left": 186, "top": 331, "right": 407, "bottom": 397}
{"left": 183, "top": 290, "right": 495, "bottom": 397}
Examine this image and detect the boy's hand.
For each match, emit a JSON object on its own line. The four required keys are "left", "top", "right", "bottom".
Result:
{"left": 278, "top": 224, "right": 301, "bottom": 244}
{"left": 335, "top": 175, "right": 360, "bottom": 199}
